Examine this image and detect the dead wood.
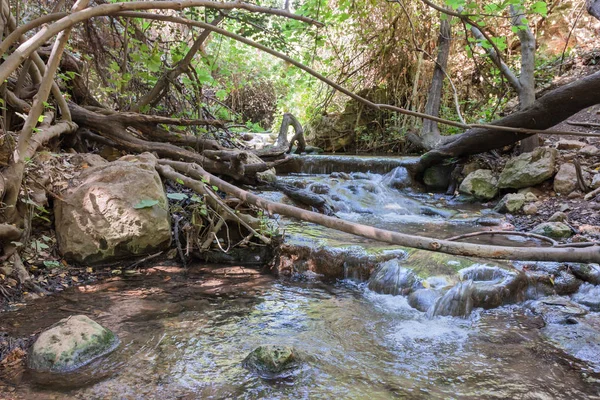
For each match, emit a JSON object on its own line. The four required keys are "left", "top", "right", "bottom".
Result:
{"left": 159, "top": 159, "right": 600, "bottom": 263}
{"left": 415, "top": 70, "right": 600, "bottom": 178}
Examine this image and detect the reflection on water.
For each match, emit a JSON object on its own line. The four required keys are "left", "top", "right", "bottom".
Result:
{"left": 2, "top": 272, "right": 599, "bottom": 399}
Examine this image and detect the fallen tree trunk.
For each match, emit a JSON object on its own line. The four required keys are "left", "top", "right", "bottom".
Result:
{"left": 159, "top": 159, "right": 600, "bottom": 263}
{"left": 415, "top": 70, "right": 600, "bottom": 177}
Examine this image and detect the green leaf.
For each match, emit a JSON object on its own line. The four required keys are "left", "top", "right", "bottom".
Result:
{"left": 133, "top": 199, "right": 159, "bottom": 209}
{"left": 43, "top": 260, "right": 62, "bottom": 269}
{"left": 176, "top": 178, "right": 185, "bottom": 185}
{"left": 530, "top": 1, "right": 547, "bottom": 16}
{"left": 212, "top": 185, "right": 219, "bottom": 192}
{"left": 167, "top": 193, "right": 188, "bottom": 201}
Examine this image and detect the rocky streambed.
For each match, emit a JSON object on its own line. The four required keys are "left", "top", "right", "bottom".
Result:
{"left": 2, "top": 153, "right": 600, "bottom": 398}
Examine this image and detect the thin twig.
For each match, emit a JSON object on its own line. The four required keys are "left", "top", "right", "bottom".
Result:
{"left": 446, "top": 230, "right": 558, "bottom": 246}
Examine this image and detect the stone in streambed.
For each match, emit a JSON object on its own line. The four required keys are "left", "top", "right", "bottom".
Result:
{"left": 54, "top": 153, "right": 171, "bottom": 264}
{"left": 243, "top": 345, "right": 301, "bottom": 378}
{"left": 495, "top": 193, "right": 526, "bottom": 213}
{"left": 28, "top": 315, "right": 119, "bottom": 373}
{"left": 498, "top": 147, "right": 557, "bottom": 189}
{"left": 408, "top": 289, "right": 440, "bottom": 313}
{"left": 458, "top": 169, "right": 498, "bottom": 200}
{"left": 531, "top": 222, "right": 572, "bottom": 239}
{"left": 367, "top": 259, "right": 423, "bottom": 296}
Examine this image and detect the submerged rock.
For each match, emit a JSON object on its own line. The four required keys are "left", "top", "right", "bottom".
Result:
{"left": 528, "top": 297, "right": 600, "bottom": 372}
{"left": 569, "top": 263, "right": 600, "bottom": 285}
{"left": 28, "top": 315, "right": 119, "bottom": 373}
{"left": 242, "top": 345, "right": 300, "bottom": 378}
{"left": 54, "top": 153, "right": 171, "bottom": 263}
{"left": 531, "top": 222, "right": 572, "bottom": 239}
{"left": 459, "top": 169, "right": 498, "bottom": 200}
{"left": 367, "top": 259, "right": 423, "bottom": 296}
{"left": 498, "top": 147, "right": 557, "bottom": 189}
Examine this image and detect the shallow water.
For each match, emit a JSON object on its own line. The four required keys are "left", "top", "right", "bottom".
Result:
{"left": 2, "top": 266, "right": 599, "bottom": 399}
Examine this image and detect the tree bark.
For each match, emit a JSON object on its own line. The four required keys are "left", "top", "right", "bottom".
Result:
{"left": 588, "top": 0, "right": 600, "bottom": 20}
{"left": 510, "top": 4, "right": 538, "bottom": 152}
{"left": 415, "top": 70, "right": 600, "bottom": 176}
{"left": 420, "top": 17, "right": 451, "bottom": 149}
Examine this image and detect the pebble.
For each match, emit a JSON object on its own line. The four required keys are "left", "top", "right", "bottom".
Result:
{"left": 549, "top": 211, "right": 568, "bottom": 222}
{"left": 523, "top": 204, "right": 538, "bottom": 215}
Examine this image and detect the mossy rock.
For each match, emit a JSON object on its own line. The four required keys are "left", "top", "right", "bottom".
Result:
{"left": 28, "top": 315, "right": 119, "bottom": 372}
{"left": 531, "top": 222, "right": 572, "bottom": 239}
{"left": 242, "top": 345, "right": 300, "bottom": 378}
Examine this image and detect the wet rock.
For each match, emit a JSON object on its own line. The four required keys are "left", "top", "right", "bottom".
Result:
{"left": 459, "top": 265, "right": 527, "bottom": 309}
{"left": 569, "top": 263, "right": 600, "bottom": 285}
{"left": 495, "top": 193, "right": 526, "bottom": 213}
{"left": 580, "top": 145, "right": 600, "bottom": 157}
{"left": 458, "top": 169, "right": 498, "bottom": 200}
{"left": 553, "top": 163, "right": 578, "bottom": 195}
{"left": 28, "top": 315, "right": 119, "bottom": 372}
{"left": 556, "top": 139, "right": 587, "bottom": 150}
{"left": 528, "top": 297, "right": 600, "bottom": 372}
{"left": 309, "top": 183, "right": 330, "bottom": 195}
{"left": 572, "top": 283, "right": 600, "bottom": 311}
{"left": 242, "top": 345, "right": 300, "bottom": 378}
{"left": 548, "top": 211, "right": 568, "bottom": 222}
{"left": 382, "top": 167, "right": 413, "bottom": 190}
{"left": 527, "top": 296, "right": 588, "bottom": 324}
{"left": 553, "top": 270, "right": 583, "bottom": 295}
{"left": 423, "top": 164, "right": 453, "bottom": 190}
{"left": 531, "top": 222, "right": 572, "bottom": 239}
{"left": 368, "top": 259, "right": 423, "bottom": 296}
{"left": 330, "top": 172, "right": 351, "bottom": 180}
{"left": 498, "top": 147, "right": 557, "bottom": 189}
{"left": 54, "top": 153, "right": 171, "bottom": 263}
{"left": 430, "top": 281, "right": 474, "bottom": 318}
{"left": 408, "top": 289, "right": 440, "bottom": 313}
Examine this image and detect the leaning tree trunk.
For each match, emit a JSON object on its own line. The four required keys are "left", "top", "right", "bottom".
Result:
{"left": 511, "top": 4, "right": 538, "bottom": 152}
{"left": 419, "top": 16, "right": 452, "bottom": 149}
{"left": 415, "top": 70, "right": 600, "bottom": 177}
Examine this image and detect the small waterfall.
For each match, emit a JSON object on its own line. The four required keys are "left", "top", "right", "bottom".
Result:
{"left": 367, "top": 259, "right": 423, "bottom": 296}
{"left": 277, "top": 155, "right": 413, "bottom": 175}
{"left": 429, "top": 280, "right": 474, "bottom": 318}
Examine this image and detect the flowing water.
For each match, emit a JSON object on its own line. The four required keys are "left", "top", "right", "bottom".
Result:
{"left": 2, "top": 155, "right": 600, "bottom": 399}
{"left": 2, "top": 267, "right": 600, "bottom": 399}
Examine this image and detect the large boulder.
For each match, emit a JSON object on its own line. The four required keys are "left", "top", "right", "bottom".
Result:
{"left": 498, "top": 147, "right": 557, "bottom": 189}
{"left": 54, "top": 153, "right": 171, "bottom": 263}
{"left": 459, "top": 169, "right": 498, "bottom": 200}
{"left": 28, "top": 315, "right": 119, "bottom": 372}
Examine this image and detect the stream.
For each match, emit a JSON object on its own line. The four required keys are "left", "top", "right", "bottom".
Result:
{"left": 2, "top": 154, "right": 600, "bottom": 399}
